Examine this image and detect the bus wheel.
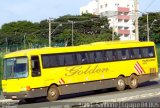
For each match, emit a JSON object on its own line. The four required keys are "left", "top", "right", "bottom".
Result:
{"left": 128, "top": 75, "right": 138, "bottom": 89}
{"left": 116, "top": 76, "right": 126, "bottom": 91}
{"left": 47, "top": 85, "right": 60, "bottom": 101}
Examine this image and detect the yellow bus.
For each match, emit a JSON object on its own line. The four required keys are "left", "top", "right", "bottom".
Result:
{"left": 2, "top": 41, "right": 158, "bottom": 102}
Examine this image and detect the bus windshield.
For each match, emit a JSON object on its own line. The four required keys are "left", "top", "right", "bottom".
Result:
{"left": 3, "top": 57, "right": 28, "bottom": 79}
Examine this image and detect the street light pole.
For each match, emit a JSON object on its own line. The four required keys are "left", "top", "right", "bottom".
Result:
{"left": 148, "top": 19, "right": 157, "bottom": 40}
{"left": 49, "top": 18, "right": 52, "bottom": 47}
{"left": 71, "top": 21, "right": 74, "bottom": 46}
{"left": 112, "top": 18, "right": 115, "bottom": 41}
{"left": 147, "top": 13, "right": 150, "bottom": 41}
{"left": 134, "top": 0, "right": 139, "bottom": 41}
{"left": 5, "top": 37, "right": 8, "bottom": 52}
{"left": 68, "top": 20, "right": 74, "bottom": 46}
{"left": 24, "top": 33, "right": 26, "bottom": 48}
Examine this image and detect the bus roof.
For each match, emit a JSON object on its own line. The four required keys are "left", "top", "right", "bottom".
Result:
{"left": 4, "top": 41, "right": 155, "bottom": 58}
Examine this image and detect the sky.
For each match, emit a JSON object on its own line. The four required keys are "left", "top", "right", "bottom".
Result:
{"left": 0, "top": 0, "right": 159, "bottom": 27}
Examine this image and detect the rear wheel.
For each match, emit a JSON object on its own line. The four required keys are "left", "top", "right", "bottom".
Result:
{"left": 47, "top": 85, "right": 60, "bottom": 101}
{"left": 128, "top": 74, "right": 138, "bottom": 89}
{"left": 116, "top": 76, "right": 126, "bottom": 91}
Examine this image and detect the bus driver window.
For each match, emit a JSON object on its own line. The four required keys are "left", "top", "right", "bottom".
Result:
{"left": 31, "top": 56, "right": 41, "bottom": 77}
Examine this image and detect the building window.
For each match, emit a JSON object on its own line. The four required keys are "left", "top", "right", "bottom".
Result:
{"left": 124, "top": 12, "right": 129, "bottom": 15}
{"left": 124, "top": 27, "right": 129, "bottom": 30}
{"left": 105, "top": 11, "right": 108, "bottom": 14}
{"left": 100, "top": 12, "right": 103, "bottom": 16}
{"left": 124, "top": 20, "right": 129, "bottom": 22}
{"left": 118, "top": 19, "right": 123, "bottom": 22}
{"left": 118, "top": 12, "right": 123, "bottom": 15}
{"left": 119, "top": 34, "right": 123, "bottom": 37}
{"left": 124, "top": 34, "right": 129, "bottom": 37}
{"left": 118, "top": 26, "right": 123, "bottom": 30}
{"left": 115, "top": 3, "right": 119, "bottom": 6}
{"left": 100, "top": 5, "right": 103, "bottom": 9}
{"left": 105, "top": 4, "right": 107, "bottom": 7}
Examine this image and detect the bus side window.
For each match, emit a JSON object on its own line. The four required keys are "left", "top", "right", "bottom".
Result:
{"left": 80, "top": 53, "right": 89, "bottom": 64}
{"left": 88, "top": 52, "right": 95, "bottom": 63}
{"left": 148, "top": 47, "right": 154, "bottom": 57}
{"left": 31, "top": 56, "right": 41, "bottom": 77}
{"left": 59, "top": 55, "right": 65, "bottom": 66}
{"left": 105, "top": 51, "right": 113, "bottom": 61}
{"left": 112, "top": 50, "right": 117, "bottom": 61}
{"left": 130, "top": 49, "right": 135, "bottom": 59}
{"left": 95, "top": 51, "right": 103, "bottom": 62}
{"left": 141, "top": 48, "right": 148, "bottom": 58}
{"left": 117, "top": 50, "right": 122, "bottom": 60}
{"left": 76, "top": 53, "right": 82, "bottom": 64}
{"left": 133, "top": 48, "right": 142, "bottom": 59}
{"left": 122, "top": 49, "right": 129, "bottom": 60}
{"left": 64, "top": 54, "right": 74, "bottom": 65}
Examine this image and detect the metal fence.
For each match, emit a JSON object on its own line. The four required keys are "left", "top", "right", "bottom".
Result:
{"left": 0, "top": 43, "right": 65, "bottom": 53}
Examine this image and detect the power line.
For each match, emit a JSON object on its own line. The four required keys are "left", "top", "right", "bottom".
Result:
{"left": 144, "top": 0, "right": 156, "bottom": 12}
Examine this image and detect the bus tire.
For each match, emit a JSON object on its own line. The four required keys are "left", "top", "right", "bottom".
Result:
{"left": 47, "top": 85, "right": 60, "bottom": 101}
{"left": 128, "top": 75, "right": 138, "bottom": 89}
{"left": 116, "top": 76, "right": 126, "bottom": 91}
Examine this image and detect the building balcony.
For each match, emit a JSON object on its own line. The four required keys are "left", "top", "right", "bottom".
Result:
{"left": 117, "top": 23, "right": 131, "bottom": 28}
{"left": 118, "top": 29, "right": 130, "bottom": 35}
{"left": 118, "top": 15, "right": 130, "bottom": 20}
{"left": 118, "top": 7, "right": 129, "bottom": 12}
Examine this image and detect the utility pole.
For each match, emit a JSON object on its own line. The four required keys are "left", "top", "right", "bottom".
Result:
{"left": 5, "top": 37, "right": 8, "bottom": 52}
{"left": 134, "top": 0, "right": 139, "bottom": 41}
{"left": 68, "top": 20, "right": 74, "bottom": 46}
{"left": 71, "top": 21, "right": 74, "bottom": 46}
{"left": 24, "top": 33, "right": 26, "bottom": 48}
{"left": 112, "top": 18, "right": 115, "bottom": 41}
{"left": 48, "top": 18, "right": 53, "bottom": 47}
{"left": 147, "top": 13, "right": 149, "bottom": 41}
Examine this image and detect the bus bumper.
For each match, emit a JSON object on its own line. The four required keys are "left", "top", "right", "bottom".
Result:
{"left": 3, "top": 87, "right": 48, "bottom": 100}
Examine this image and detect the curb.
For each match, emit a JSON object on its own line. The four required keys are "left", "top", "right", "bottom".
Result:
{"left": 0, "top": 99, "right": 19, "bottom": 103}
{"left": 0, "top": 92, "right": 19, "bottom": 104}
{"left": 0, "top": 99, "right": 19, "bottom": 107}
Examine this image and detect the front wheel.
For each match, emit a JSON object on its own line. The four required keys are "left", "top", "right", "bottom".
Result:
{"left": 47, "top": 85, "right": 60, "bottom": 101}
{"left": 116, "top": 76, "right": 126, "bottom": 91}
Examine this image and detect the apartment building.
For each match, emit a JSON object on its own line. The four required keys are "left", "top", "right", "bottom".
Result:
{"left": 80, "top": 0, "right": 137, "bottom": 40}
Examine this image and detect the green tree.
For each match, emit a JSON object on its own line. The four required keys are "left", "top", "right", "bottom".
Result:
{"left": 53, "top": 14, "right": 117, "bottom": 46}
{"left": 0, "top": 14, "right": 117, "bottom": 48}
{"left": 0, "top": 21, "right": 40, "bottom": 46}
{"left": 139, "top": 12, "right": 160, "bottom": 43}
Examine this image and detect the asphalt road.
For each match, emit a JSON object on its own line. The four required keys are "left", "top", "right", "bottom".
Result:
{"left": 14, "top": 79, "right": 160, "bottom": 108}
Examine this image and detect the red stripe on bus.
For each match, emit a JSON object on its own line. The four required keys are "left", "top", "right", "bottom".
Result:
{"left": 137, "top": 62, "right": 145, "bottom": 73}
{"left": 134, "top": 65, "right": 141, "bottom": 74}
{"left": 135, "top": 63, "right": 143, "bottom": 74}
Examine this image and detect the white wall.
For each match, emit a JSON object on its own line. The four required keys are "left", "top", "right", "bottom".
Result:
{"left": 80, "top": 0, "right": 137, "bottom": 41}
